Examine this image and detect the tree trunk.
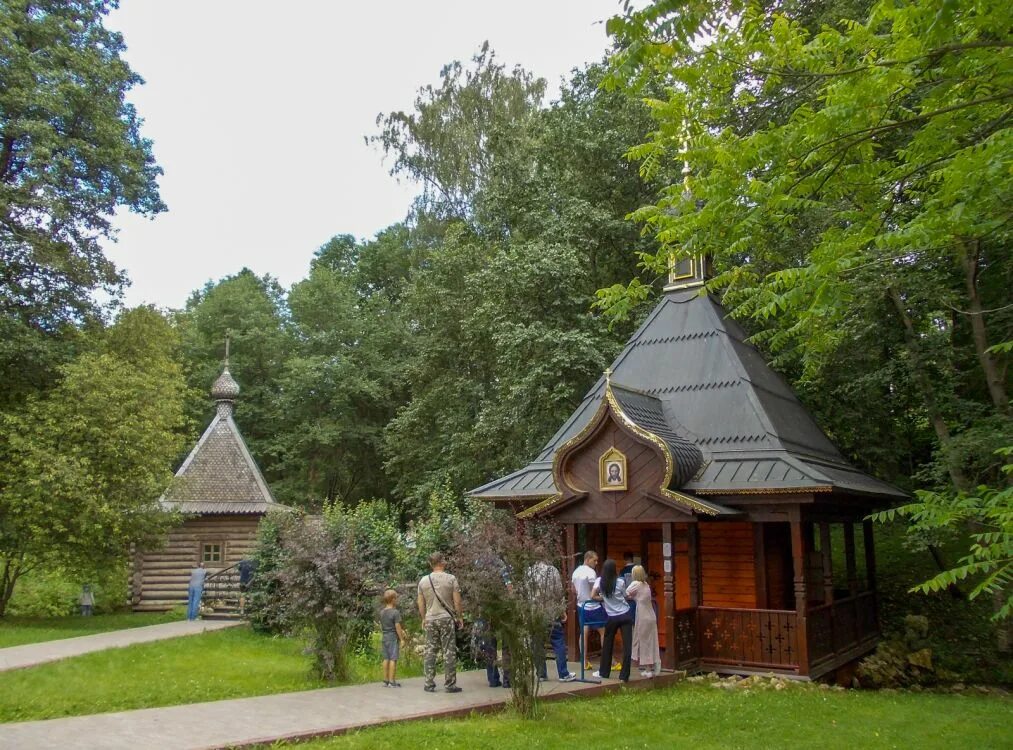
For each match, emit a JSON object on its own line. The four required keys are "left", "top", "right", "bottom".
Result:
{"left": 958, "top": 239, "right": 1010, "bottom": 417}
{"left": 887, "top": 286, "right": 969, "bottom": 491}
{"left": 0, "top": 557, "right": 25, "bottom": 618}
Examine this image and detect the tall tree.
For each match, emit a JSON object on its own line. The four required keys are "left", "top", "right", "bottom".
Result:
{"left": 271, "top": 237, "right": 405, "bottom": 506}
{"left": 603, "top": 0, "right": 1012, "bottom": 490}
{"left": 0, "top": 306, "right": 188, "bottom": 616}
{"left": 0, "top": 0, "right": 163, "bottom": 414}
{"left": 178, "top": 269, "right": 294, "bottom": 483}
{"left": 371, "top": 41, "right": 545, "bottom": 222}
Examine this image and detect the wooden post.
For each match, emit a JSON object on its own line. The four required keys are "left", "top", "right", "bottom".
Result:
{"left": 753, "top": 522, "right": 768, "bottom": 609}
{"left": 844, "top": 523, "right": 859, "bottom": 597}
{"left": 662, "top": 522, "right": 676, "bottom": 670}
{"left": 687, "top": 523, "right": 701, "bottom": 608}
{"left": 564, "top": 523, "right": 578, "bottom": 661}
{"left": 819, "top": 522, "right": 834, "bottom": 605}
{"left": 790, "top": 513, "right": 810, "bottom": 675}
{"left": 863, "top": 519, "right": 879, "bottom": 630}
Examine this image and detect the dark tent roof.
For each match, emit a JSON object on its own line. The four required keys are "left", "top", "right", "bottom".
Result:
{"left": 469, "top": 288, "right": 905, "bottom": 503}
{"left": 161, "top": 368, "right": 285, "bottom": 515}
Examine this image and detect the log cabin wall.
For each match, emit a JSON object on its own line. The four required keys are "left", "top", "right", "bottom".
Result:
{"left": 132, "top": 514, "right": 261, "bottom": 611}
{"left": 699, "top": 521, "right": 757, "bottom": 609}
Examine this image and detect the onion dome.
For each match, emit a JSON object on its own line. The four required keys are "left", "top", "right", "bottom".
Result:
{"left": 211, "top": 367, "right": 240, "bottom": 417}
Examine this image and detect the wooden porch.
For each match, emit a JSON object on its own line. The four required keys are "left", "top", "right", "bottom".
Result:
{"left": 562, "top": 516, "right": 881, "bottom": 680}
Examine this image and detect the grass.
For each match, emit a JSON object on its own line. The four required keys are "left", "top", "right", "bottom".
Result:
{"left": 0, "top": 624, "right": 422, "bottom": 722}
{"left": 0, "top": 611, "right": 181, "bottom": 648}
{"left": 271, "top": 682, "right": 1012, "bottom": 750}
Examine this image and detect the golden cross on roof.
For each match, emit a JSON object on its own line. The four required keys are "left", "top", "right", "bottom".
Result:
{"left": 604, "top": 367, "right": 613, "bottom": 383}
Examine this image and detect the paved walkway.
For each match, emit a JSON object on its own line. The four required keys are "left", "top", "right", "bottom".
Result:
{"left": 0, "top": 664, "right": 682, "bottom": 749}
{"left": 0, "top": 620, "right": 242, "bottom": 672}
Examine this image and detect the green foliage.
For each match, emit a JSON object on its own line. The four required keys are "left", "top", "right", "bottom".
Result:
{"left": 0, "top": 307, "right": 189, "bottom": 616}
{"left": 602, "top": 0, "right": 1011, "bottom": 484}
{"left": 0, "top": 0, "right": 165, "bottom": 330}
{"left": 6, "top": 564, "right": 128, "bottom": 618}
{"left": 371, "top": 41, "right": 546, "bottom": 221}
{"left": 249, "top": 511, "right": 394, "bottom": 681}
{"left": 449, "top": 511, "right": 563, "bottom": 717}
{"left": 873, "top": 448, "right": 1013, "bottom": 620}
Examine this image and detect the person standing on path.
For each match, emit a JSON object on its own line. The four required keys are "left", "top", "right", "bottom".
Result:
{"left": 591, "top": 558, "right": 633, "bottom": 682}
{"left": 380, "top": 589, "right": 407, "bottom": 687}
{"left": 187, "top": 561, "right": 207, "bottom": 621}
{"left": 417, "top": 552, "right": 464, "bottom": 693}
{"left": 626, "top": 565, "right": 661, "bottom": 678}
{"left": 78, "top": 584, "right": 95, "bottom": 616}
{"left": 528, "top": 560, "right": 576, "bottom": 683}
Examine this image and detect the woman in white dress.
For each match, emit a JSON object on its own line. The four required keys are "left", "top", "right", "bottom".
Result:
{"left": 625, "top": 565, "right": 661, "bottom": 677}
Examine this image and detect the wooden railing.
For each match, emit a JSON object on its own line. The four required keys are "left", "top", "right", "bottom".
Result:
{"left": 808, "top": 591, "right": 879, "bottom": 667}
{"left": 696, "top": 607, "right": 800, "bottom": 670}
{"left": 201, "top": 563, "right": 241, "bottom": 616}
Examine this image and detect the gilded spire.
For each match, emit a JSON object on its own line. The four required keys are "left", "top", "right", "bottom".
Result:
{"left": 665, "top": 125, "right": 709, "bottom": 292}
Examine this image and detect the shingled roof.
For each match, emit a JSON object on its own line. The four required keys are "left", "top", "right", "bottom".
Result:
{"left": 161, "top": 366, "right": 284, "bottom": 515}
{"left": 469, "top": 288, "right": 905, "bottom": 504}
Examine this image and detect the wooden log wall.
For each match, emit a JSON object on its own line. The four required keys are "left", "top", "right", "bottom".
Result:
{"left": 132, "top": 514, "right": 261, "bottom": 611}
{"left": 699, "top": 521, "right": 757, "bottom": 609}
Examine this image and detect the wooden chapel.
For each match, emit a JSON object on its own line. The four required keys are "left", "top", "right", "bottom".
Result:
{"left": 130, "top": 362, "right": 286, "bottom": 612}
{"left": 469, "top": 255, "right": 905, "bottom": 680}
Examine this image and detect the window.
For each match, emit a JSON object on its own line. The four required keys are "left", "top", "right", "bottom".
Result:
{"left": 202, "top": 543, "right": 223, "bottom": 563}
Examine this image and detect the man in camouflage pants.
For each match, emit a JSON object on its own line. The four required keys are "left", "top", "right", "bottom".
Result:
{"left": 417, "top": 552, "right": 465, "bottom": 693}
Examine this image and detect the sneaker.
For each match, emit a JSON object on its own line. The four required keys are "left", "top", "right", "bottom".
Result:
{"left": 383, "top": 680, "right": 390, "bottom": 687}
{"left": 424, "top": 685, "right": 436, "bottom": 693}
{"left": 538, "top": 675, "right": 548, "bottom": 682}
{"left": 612, "top": 662, "right": 622, "bottom": 671}
{"left": 584, "top": 661, "right": 593, "bottom": 669}
{"left": 390, "top": 681, "right": 402, "bottom": 687}
{"left": 560, "top": 673, "right": 577, "bottom": 682}
{"left": 445, "top": 685, "right": 463, "bottom": 693}
{"left": 592, "top": 670, "right": 605, "bottom": 679}
{"left": 643, "top": 671, "right": 654, "bottom": 679}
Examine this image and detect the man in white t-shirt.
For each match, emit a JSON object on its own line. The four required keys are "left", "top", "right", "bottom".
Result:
{"left": 571, "top": 550, "right": 607, "bottom": 669}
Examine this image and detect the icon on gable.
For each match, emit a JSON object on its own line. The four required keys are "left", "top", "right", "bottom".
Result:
{"left": 599, "top": 447, "right": 627, "bottom": 492}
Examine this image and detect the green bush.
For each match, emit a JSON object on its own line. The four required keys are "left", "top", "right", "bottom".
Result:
{"left": 8, "top": 565, "right": 128, "bottom": 617}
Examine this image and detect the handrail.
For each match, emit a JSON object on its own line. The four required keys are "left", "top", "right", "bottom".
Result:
{"left": 204, "top": 562, "right": 241, "bottom": 583}
{"left": 698, "top": 605, "right": 796, "bottom": 615}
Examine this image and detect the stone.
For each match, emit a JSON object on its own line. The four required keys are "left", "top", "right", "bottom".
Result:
{"left": 907, "top": 648, "right": 933, "bottom": 670}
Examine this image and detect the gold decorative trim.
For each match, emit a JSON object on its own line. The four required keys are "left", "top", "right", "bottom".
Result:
{"left": 516, "top": 494, "right": 562, "bottom": 519}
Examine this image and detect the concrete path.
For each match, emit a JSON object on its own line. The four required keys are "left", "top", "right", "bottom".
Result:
{"left": 0, "top": 664, "right": 681, "bottom": 750}
{"left": 0, "top": 620, "right": 242, "bottom": 673}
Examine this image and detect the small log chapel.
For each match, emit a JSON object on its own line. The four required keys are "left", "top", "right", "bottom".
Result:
{"left": 130, "top": 362, "right": 286, "bottom": 612}
{"left": 469, "top": 254, "right": 905, "bottom": 680}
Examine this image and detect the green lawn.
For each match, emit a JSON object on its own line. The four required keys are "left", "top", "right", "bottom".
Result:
{"left": 0, "top": 625, "right": 421, "bottom": 722}
{"left": 0, "top": 611, "right": 180, "bottom": 648}
{"left": 278, "top": 682, "right": 1011, "bottom": 750}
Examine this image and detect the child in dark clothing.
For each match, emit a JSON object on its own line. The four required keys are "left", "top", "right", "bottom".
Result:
{"left": 380, "top": 588, "right": 407, "bottom": 687}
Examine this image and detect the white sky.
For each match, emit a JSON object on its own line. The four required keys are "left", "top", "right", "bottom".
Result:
{"left": 104, "top": 1, "right": 620, "bottom": 310}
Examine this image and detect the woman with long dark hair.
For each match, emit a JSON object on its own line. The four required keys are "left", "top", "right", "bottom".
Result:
{"left": 591, "top": 558, "right": 633, "bottom": 681}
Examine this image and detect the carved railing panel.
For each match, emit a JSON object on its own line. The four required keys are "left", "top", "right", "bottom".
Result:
{"left": 674, "top": 608, "right": 699, "bottom": 666}
{"left": 698, "top": 607, "right": 798, "bottom": 669}
{"left": 808, "top": 604, "right": 834, "bottom": 665}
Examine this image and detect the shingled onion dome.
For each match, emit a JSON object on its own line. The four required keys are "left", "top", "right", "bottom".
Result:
{"left": 211, "top": 366, "right": 240, "bottom": 418}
